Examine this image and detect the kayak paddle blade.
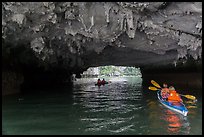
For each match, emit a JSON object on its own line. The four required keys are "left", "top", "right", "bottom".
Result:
{"left": 151, "top": 80, "right": 161, "bottom": 89}
{"left": 184, "top": 95, "right": 196, "bottom": 100}
{"left": 148, "top": 86, "right": 159, "bottom": 91}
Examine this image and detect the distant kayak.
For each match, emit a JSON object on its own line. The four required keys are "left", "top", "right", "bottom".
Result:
{"left": 157, "top": 90, "right": 188, "bottom": 116}
{"left": 95, "top": 82, "right": 109, "bottom": 86}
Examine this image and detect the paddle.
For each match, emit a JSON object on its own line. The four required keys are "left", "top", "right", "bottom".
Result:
{"left": 151, "top": 80, "right": 161, "bottom": 88}
{"left": 179, "top": 94, "right": 196, "bottom": 101}
{"left": 148, "top": 86, "right": 159, "bottom": 91}
{"left": 150, "top": 80, "right": 197, "bottom": 101}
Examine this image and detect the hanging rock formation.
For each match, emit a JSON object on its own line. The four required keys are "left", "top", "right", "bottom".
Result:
{"left": 2, "top": 2, "right": 202, "bottom": 94}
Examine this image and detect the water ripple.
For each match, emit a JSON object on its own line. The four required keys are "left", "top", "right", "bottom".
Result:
{"left": 3, "top": 77, "right": 201, "bottom": 135}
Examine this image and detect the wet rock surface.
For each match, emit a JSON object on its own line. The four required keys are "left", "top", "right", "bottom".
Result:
{"left": 2, "top": 70, "right": 24, "bottom": 95}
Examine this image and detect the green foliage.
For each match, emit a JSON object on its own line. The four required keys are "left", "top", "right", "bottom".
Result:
{"left": 99, "top": 66, "right": 116, "bottom": 76}
{"left": 123, "top": 67, "right": 140, "bottom": 76}
{"left": 99, "top": 66, "right": 140, "bottom": 76}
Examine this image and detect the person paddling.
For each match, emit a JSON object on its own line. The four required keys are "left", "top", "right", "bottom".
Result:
{"left": 161, "top": 83, "right": 169, "bottom": 100}
{"left": 101, "top": 78, "right": 106, "bottom": 85}
{"left": 96, "top": 78, "right": 101, "bottom": 86}
{"left": 167, "top": 86, "right": 183, "bottom": 102}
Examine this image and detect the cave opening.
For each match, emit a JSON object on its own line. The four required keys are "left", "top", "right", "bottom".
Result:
{"left": 73, "top": 66, "right": 143, "bottom": 86}
{"left": 81, "top": 66, "right": 142, "bottom": 78}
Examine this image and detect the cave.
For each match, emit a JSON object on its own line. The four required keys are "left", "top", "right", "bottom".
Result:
{"left": 2, "top": 2, "right": 202, "bottom": 95}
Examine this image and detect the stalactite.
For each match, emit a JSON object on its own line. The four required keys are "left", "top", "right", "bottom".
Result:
{"left": 87, "top": 16, "right": 94, "bottom": 32}
{"left": 104, "top": 3, "right": 112, "bottom": 23}
{"left": 125, "top": 10, "right": 135, "bottom": 38}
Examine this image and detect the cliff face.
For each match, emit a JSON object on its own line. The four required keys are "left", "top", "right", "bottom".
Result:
{"left": 2, "top": 2, "right": 202, "bottom": 93}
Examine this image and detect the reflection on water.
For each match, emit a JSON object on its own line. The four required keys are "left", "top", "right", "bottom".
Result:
{"left": 73, "top": 77, "right": 144, "bottom": 135}
{"left": 185, "top": 100, "right": 198, "bottom": 109}
{"left": 2, "top": 77, "right": 202, "bottom": 135}
{"left": 145, "top": 92, "right": 201, "bottom": 135}
{"left": 162, "top": 110, "right": 190, "bottom": 134}
{"left": 146, "top": 100, "right": 189, "bottom": 135}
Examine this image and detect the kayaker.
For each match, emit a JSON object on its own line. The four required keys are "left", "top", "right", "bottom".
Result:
{"left": 167, "top": 86, "right": 183, "bottom": 102}
{"left": 101, "top": 78, "right": 106, "bottom": 85}
{"left": 97, "top": 78, "right": 101, "bottom": 85}
{"left": 161, "top": 83, "right": 169, "bottom": 99}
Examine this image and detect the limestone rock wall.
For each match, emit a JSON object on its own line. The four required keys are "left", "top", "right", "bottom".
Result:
{"left": 2, "top": 2, "right": 202, "bottom": 93}
{"left": 2, "top": 2, "right": 202, "bottom": 71}
{"left": 2, "top": 70, "right": 24, "bottom": 95}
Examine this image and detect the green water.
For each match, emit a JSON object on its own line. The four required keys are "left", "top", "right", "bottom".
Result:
{"left": 2, "top": 77, "right": 202, "bottom": 135}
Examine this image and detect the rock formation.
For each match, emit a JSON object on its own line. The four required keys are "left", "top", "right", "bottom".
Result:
{"left": 2, "top": 2, "right": 202, "bottom": 94}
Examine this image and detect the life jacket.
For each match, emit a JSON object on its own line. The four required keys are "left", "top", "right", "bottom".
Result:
{"left": 167, "top": 90, "right": 182, "bottom": 102}
{"left": 162, "top": 88, "right": 169, "bottom": 93}
{"left": 161, "top": 88, "right": 169, "bottom": 98}
{"left": 97, "top": 80, "right": 101, "bottom": 85}
{"left": 101, "top": 80, "right": 106, "bottom": 84}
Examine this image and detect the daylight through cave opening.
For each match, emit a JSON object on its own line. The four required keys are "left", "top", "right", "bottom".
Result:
{"left": 81, "top": 66, "right": 142, "bottom": 78}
